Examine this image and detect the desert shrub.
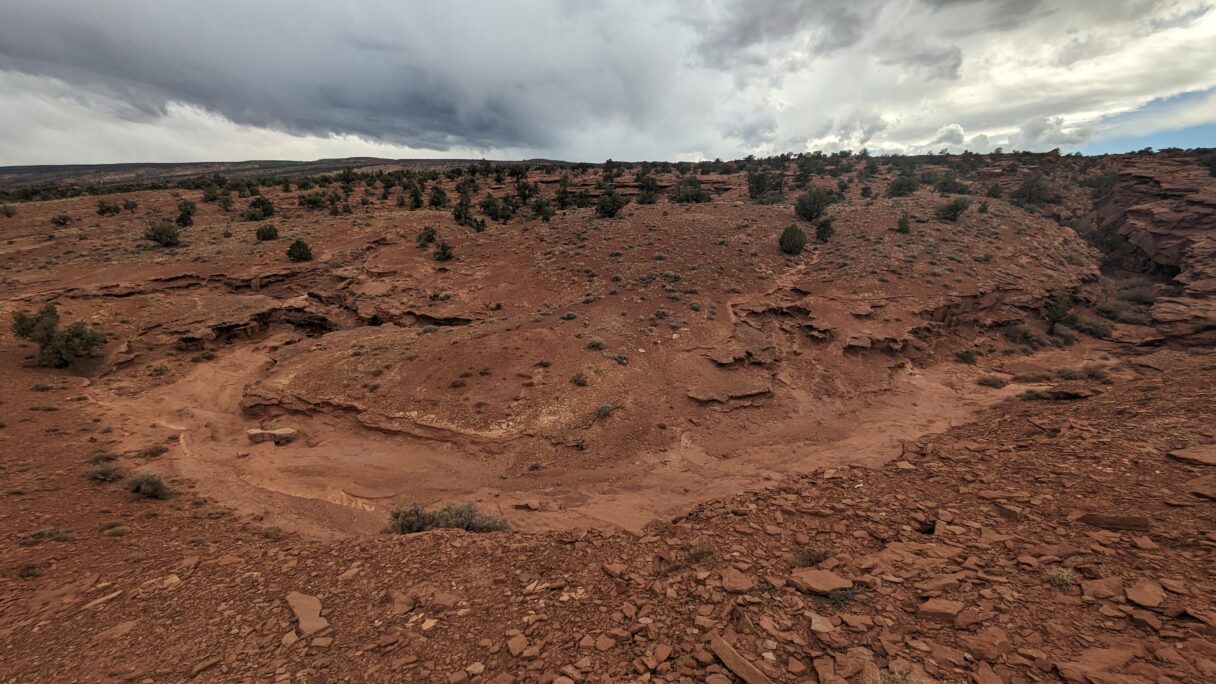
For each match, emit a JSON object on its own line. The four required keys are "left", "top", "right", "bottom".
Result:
{"left": 895, "top": 214, "right": 910, "bottom": 233}
{"left": 1118, "top": 278, "right": 1156, "bottom": 305}
{"left": 570, "top": 372, "right": 588, "bottom": 386}
{"left": 429, "top": 185, "right": 449, "bottom": 208}
{"left": 286, "top": 239, "right": 313, "bottom": 262}
{"left": 531, "top": 197, "right": 555, "bottom": 222}
{"left": 934, "top": 173, "right": 968, "bottom": 195}
{"left": 977, "top": 376, "right": 1008, "bottom": 388}
{"left": 433, "top": 241, "right": 454, "bottom": 261}
{"left": 386, "top": 502, "right": 508, "bottom": 534}
{"left": 747, "top": 167, "right": 785, "bottom": 204}
{"left": 798, "top": 549, "right": 830, "bottom": 566}
{"left": 815, "top": 218, "right": 834, "bottom": 243}
{"left": 779, "top": 224, "right": 807, "bottom": 255}
{"left": 241, "top": 195, "right": 275, "bottom": 221}
{"left": 935, "top": 198, "right": 970, "bottom": 221}
{"left": 1044, "top": 567, "right": 1077, "bottom": 589}
{"left": 886, "top": 174, "right": 919, "bottom": 197}
{"left": 954, "top": 349, "right": 980, "bottom": 364}
{"left": 596, "top": 189, "right": 628, "bottom": 218}
{"left": 255, "top": 224, "right": 278, "bottom": 241}
{"left": 10, "top": 303, "right": 105, "bottom": 368}
{"left": 175, "top": 198, "right": 197, "bottom": 227}
{"left": 986, "top": 184, "right": 1003, "bottom": 198}
{"left": 96, "top": 200, "right": 121, "bottom": 216}
{"left": 145, "top": 220, "right": 181, "bottom": 247}
{"left": 127, "top": 472, "right": 169, "bottom": 499}
{"left": 87, "top": 461, "right": 121, "bottom": 482}
{"left": 1, "top": 204, "right": 16, "bottom": 217}
{"left": 121, "top": 199, "right": 138, "bottom": 213}
{"left": 1071, "top": 314, "right": 1112, "bottom": 338}
{"left": 416, "top": 225, "right": 437, "bottom": 248}
{"left": 596, "top": 403, "right": 614, "bottom": 418}
{"left": 671, "top": 177, "right": 711, "bottom": 204}
{"left": 1010, "top": 174, "right": 1051, "bottom": 206}
{"left": 794, "top": 188, "right": 836, "bottom": 221}
{"left": 586, "top": 337, "right": 606, "bottom": 350}
{"left": 1003, "top": 323, "right": 1043, "bottom": 348}
{"left": 50, "top": 213, "right": 73, "bottom": 227}
{"left": 297, "top": 191, "right": 329, "bottom": 210}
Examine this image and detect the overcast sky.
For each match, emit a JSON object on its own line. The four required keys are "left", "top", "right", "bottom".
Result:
{"left": 1, "top": 0, "right": 1214, "bottom": 165}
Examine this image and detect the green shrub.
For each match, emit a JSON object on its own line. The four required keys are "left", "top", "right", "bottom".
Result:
{"left": 886, "top": 175, "right": 919, "bottom": 197}
{"left": 1, "top": 204, "right": 15, "bottom": 218}
{"left": 416, "top": 225, "right": 437, "bottom": 248}
{"left": 935, "top": 198, "right": 970, "bottom": 221}
{"left": 127, "top": 472, "right": 169, "bottom": 499}
{"left": 386, "top": 502, "right": 508, "bottom": 534}
{"left": 779, "top": 224, "right": 807, "bottom": 255}
{"left": 429, "top": 185, "right": 449, "bottom": 208}
{"left": 1072, "top": 314, "right": 1112, "bottom": 338}
{"left": 96, "top": 200, "right": 121, "bottom": 216}
{"left": 747, "top": 167, "right": 785, "bottom": 204}
{"left": 1011, "top": 174, "right": 1051, "bottom": 206}
{"left": 671, "top": 177, "right": 711, "bottom": 204}
{"left": 10, "top": 304, "right": 105, "bottom": 368}
{"left": 144, "top": 220, "right": 181, "bottom": 247}
{"left": 895, "top": 214, "right": 910, "bottom": 233}
{"left": 986, "top": 185, "right": 1003, "bottom": 198}
{"left": 977, "top": 376, "right": 1008, "bottom": 388}
{"left": 255, "top": 224, "right": 278, "bottom": 241}
{"left": 87, "top": 461, "right": 122, "bottom": 482}
{"left": 50, "top": 213, "right": 73, "bottom": 227}
{"left": 531, "top": 197, "right": 555, "bottom": 222}
{"left": 596, "top": 189, "right": 628, "bottom": 218}
{"left": 954, "top": 349, "right": 980, "bottom": 364}
{"left": 241, "top": 195, "right": 275, "bottom": 221}
{"left": 433, "top": 241, "right": 454, "bottom": 261}
{"left": 815, "top": 218, "right": 834, "bottom": 243}
{"left": 286, "top": 239, "right": 313, "bottom": 262}
{"left": 794, "top": 188, "right": 836, "bottom": 221}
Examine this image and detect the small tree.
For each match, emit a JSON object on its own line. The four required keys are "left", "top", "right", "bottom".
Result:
{"left": 429, "top": 185, "right": 449, "bottom": 208}
{"left": 794, "top": 188, "right": 836, "bottom": 222}
{"left": 255, "top": 224, "right": 279, "bottom": 241}
{"left": 886, "top": 174, "right": 919, "bottom": 197}
{"left": 287, "top": 239, "right": 313, "bottom": 262}
{"left": 935, "top": 198, "right": 970, "bottom": 222}
{"left": 815, "top": 218, "right": 834, "bottom": 243}
{"left": 416, "top": 225, "right": 437, "bottom": 248}
{"left": 11, "top": 303, "right": 105, "bottom": 368}
{"left": 671, "top": 177, "right": 711, "bottom": 203}
{"left": 531, "top": 197, "right": 555, "bottom": 222}
{"left": 779, "top": 225, "right": 806, "bottom": 255}
{"left": 596, "top": 189, "right": 628, "bottom": 218}
{"left": 241, "top": 195, "right": 275, "bottom": 221}
{"left": 145, "top": 220, "right": 181, "bottom": 247}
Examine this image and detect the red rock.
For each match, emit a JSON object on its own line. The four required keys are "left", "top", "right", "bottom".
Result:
{"left": 286, "top": 592, "right": 328, "bottom": 636}
{"left": 1168, "top": 445, "right": 1216, "bottom": 466}
{"left": 721, "top": 568, "right": 755, "bottom": 593}
{"left": 1125, "top": 578, "right": 1164, "bottom": 608}
{"left": 961, "top": 626, "right": 1012, "bottom": 661}
{"left": 917, "top": 598, "right": 965, "bottom": 622}
{"left": 788, "top": 568, "right": 852, "bottom": 594}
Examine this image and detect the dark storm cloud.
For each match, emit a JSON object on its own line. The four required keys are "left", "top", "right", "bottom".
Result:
{"left": 686, "top": 0, "right": 874, "bottom": 69}
{"left": 0, "top": 0, "right": 1212, "bottom": 164}
{"left": 0, "top": 1, "right": 688, "bottom": 153}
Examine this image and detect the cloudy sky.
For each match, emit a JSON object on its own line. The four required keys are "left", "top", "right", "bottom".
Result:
{"left": 1, "top": 0, "right": 1214, "bottom": 165}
